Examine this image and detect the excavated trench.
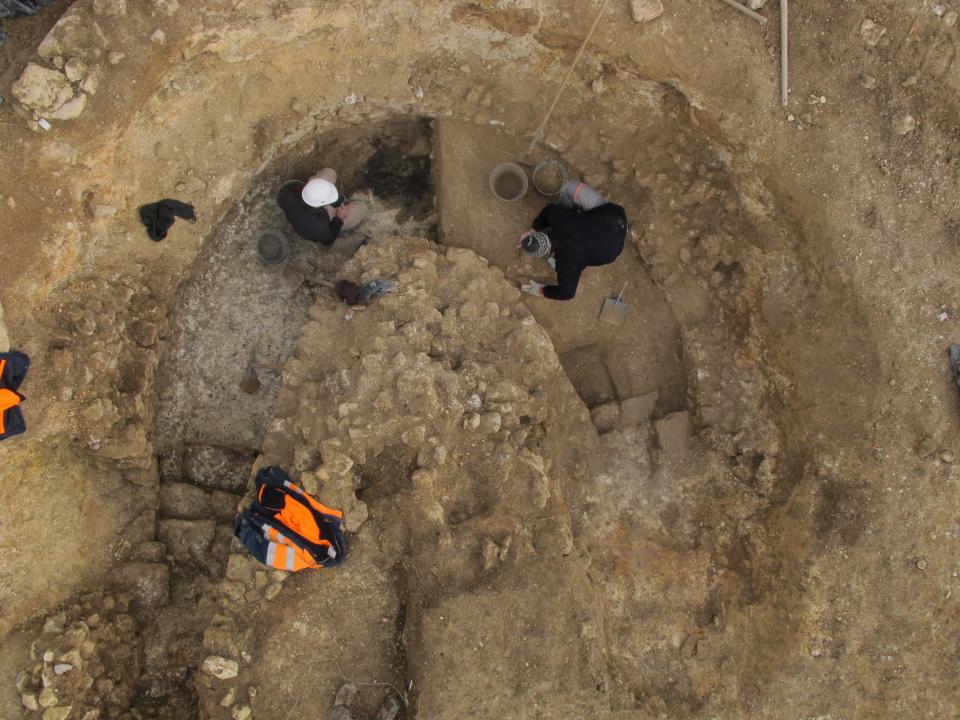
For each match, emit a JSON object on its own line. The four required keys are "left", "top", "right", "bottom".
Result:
{"left": 13, "top": 102, "right": 855, "bottom": 719}
{"left": 141, "top": 104, "right": 776, "bottom": 718}
{"left": 3, "top": 4, "right": 890, "bottom": 719}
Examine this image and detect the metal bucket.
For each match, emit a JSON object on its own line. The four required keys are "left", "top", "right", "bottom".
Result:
{"left": 532, "top": 159, "right": 568, "bottom": 197}
{"left": 489, "top": 162, "right": 529, "bottom": 202}
{"left": 256, "top": 230, "right": 289, "bottom": 267}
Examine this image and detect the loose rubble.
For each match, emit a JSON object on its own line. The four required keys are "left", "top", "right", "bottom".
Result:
{"left": 15, "top": 593, "right": 143, "bottom": 719}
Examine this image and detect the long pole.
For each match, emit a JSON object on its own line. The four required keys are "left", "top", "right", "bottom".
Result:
{"left": 527, "top": 0, "right": 611, "bottom": 154}
{"left": 780, "top": 0, "right": 789, "bottom": 106}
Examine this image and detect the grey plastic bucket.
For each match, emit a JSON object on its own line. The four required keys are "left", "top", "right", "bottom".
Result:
{"left": 489, "top": 163, "right": 529, "bottom": 202}
{"left": 532, "top": 159, "right": 568, "bottom": 197}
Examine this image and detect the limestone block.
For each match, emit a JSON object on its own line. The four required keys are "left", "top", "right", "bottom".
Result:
{"left": 479, "top": 412, "right": 502, "bottom": 434}
{"left": 859, "top": 18, "right": 886, "bottom": 47}
{"left": 157, "top": 518, "right": 216, "bottom": 566}
{"left": 159, "top": 482, "right": 212, "bottom": 519}
{"left": 183, "top": 445, "right": 252, "bottom": 492}
{"left": 79, "top": 66, "right": 101, "bottom": 96}
{"left": 655, "top": 411, "right": 692, "bottom": 458}
{"left": 619, "top": 391, "right": 658, "bottom": 427}
{"left": 630, "top": 0, "right": 663, "bottom": 23}
{"left": 342, "top": 495, "right": 369, "bottom": 532}
{"left": 63, "top": 57, "right": 87, "bottom": 82}
{"left": 210, "top": 490, "right": 243, "bottom": 521}
{"left": 98, "top": 424, "right": 149, "bottom": 461}
{"left": 201, "top": 656, "right": 238, "bottom": 680}
{"left": 12, "top": 64, "right": 74, "bottom": 115}
{"left": 891, "top": 114, "right": 916, "bottom": 136}
{"left": 38, "top": 9, "right": 108, "bottom": 60}
{"left": 224, "top": 554, "right": 255, "bottom": 585}
{"left": 43, "top": 706, "right": 72, "bottom": 720}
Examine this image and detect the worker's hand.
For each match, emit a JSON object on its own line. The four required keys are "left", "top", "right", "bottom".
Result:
{"left": 336, "top": 204, "right": 350, "bottom": 220}
{"left": 520, "top": 280, "right": 545, "bottom": 297}
{"left": 547, "top": 256, "right": 556, "bottom": 270}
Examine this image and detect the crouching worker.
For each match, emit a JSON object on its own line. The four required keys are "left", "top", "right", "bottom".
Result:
{"left": 277, "top": 167, "right": 369, "bottom": 246}
{"left": 518, "top": 180, "right": 627, "bottom": 301}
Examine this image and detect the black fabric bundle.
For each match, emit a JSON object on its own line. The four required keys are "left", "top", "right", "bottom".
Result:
{"left": 138, "top": 199, "right": 196, "bottom": 241}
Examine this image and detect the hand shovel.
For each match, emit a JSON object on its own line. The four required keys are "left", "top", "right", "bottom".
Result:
{"left": 599, "top": 282, "right": 629, "bottom": 325}
{"left": 239, "top": 338, "right": 283, "bottom": 394}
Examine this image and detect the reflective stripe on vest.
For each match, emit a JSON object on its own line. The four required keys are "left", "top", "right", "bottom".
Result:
{"left": 262, "top": 524, "right": 322, "bottom": 571}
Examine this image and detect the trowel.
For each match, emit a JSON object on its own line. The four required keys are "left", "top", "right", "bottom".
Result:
{"left": 239, "top": 342, "right": 283, "bottom": 394}
{"left": 598, "top": 282, "right": 629, "bottom": 326}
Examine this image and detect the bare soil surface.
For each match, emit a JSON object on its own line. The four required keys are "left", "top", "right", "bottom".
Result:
{"left": 1, "top": 1, "right": 960, "bottom": 719}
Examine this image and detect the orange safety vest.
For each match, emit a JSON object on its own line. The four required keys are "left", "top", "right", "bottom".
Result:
{"left": 235, "top": 466, "right": 348, "bottom": 572}
{"left": 0, "top": 356, "right": 26, "bottom": 438}
{"left": 257, "top": 480, "right": 345, "bottom": 571}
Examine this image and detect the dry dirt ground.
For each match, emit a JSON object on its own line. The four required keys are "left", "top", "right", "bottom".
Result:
{"left": 1, "top": 1, "right": 960, "bottom": 719}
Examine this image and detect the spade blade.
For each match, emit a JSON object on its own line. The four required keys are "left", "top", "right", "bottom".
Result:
{"left": 599, "top": 282, "right": 629, "bottom": 325}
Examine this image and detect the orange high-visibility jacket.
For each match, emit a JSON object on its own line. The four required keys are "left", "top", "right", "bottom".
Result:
{"left": 0, "top": 352, "right": 29, "bottom": 441}
{"left": 235, "top": 466, "right": 347, "bottom": 572}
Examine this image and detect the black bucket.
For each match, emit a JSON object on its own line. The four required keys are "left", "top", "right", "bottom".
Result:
{"left": 256, "top": 230, "right": 289, "bottom": 267}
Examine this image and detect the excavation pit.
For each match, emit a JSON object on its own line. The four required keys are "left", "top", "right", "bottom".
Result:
{"left": 1, "top": 1, "right": 944, "bottom": 719}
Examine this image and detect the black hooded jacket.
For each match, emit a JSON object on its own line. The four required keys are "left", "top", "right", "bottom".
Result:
{"left": 531, "top": 202, "right": 627, "bottom": 300}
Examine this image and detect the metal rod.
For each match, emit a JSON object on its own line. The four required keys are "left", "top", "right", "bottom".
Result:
{"left": 716, "top": 0, "right": 768, "bottom": 24}
{"left": 780, "top": 0, "right": 789, "bottom": 106}
{"left": 527, "top": 0, "right": 611, "bottom": 154}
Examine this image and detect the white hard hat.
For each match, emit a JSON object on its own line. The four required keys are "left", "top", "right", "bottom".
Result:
{"left": 301, "top": 178, "right": 338, "bottom": 208}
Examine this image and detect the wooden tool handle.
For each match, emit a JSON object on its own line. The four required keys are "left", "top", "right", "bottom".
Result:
{"left": 527, "top": 0, "right": 611, "bottom": 154}
{"left": 616, "top": 281, "right": 628, "bottom": 302}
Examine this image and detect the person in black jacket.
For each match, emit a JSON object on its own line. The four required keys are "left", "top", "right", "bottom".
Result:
{"left": 277, "top": 167, "right": 369, "bottom": 246}
{"left": 518, "top": 181, "right": 627, "bottom": 300}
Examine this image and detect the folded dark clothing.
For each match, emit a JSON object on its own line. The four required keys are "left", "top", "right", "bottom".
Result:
{"left": 0, "top": 0, "right": 52, "bottom": 19}
{"left": 138, "top": 199, "right": 196, "bottom": 241}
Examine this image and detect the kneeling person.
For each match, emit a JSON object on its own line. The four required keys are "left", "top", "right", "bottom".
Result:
{"left": 518, "top": 182, "right": 627, "bottom": 300}
{"left": 277, "top": 167, "right": 369, "bottom": 246}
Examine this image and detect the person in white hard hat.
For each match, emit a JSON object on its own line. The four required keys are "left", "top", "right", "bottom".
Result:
{"left": 277, "top": 167, "right": 369, "bottom": 246}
